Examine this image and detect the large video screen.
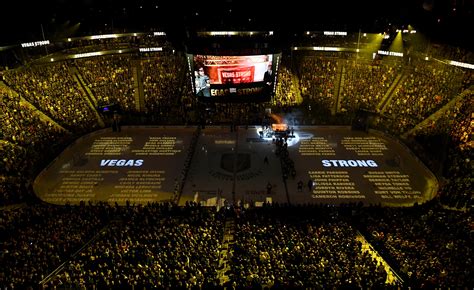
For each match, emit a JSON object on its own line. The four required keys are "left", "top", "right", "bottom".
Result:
{"left": 187, "top": 54, "right": 280, "bottom": 102}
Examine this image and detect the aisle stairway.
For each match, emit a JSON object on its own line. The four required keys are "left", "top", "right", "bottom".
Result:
{"left": 378, "top": 72, "right": 407, "bottom": 114}
{"left": 217, "top": 218, "right": 236, "bottom": 286}
{"left": 69, "top": 66, "right": 105, "bottom": 127}
{"left": 356, "top": 232, "right": 403, "bottom": 285}
{"left": 131, "top": 59, "right": 145, "bottom": 111}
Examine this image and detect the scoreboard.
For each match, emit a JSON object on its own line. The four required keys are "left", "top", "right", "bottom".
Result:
{"left": 185, "top": 30, "right": 282, "bottom": 102}
{"left": 186, "top": 53, "right": 281, "bottom": 102}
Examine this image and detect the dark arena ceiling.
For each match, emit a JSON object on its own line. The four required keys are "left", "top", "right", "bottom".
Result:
{"left": 0, "top": 0, "right": 473, "bottom": 48}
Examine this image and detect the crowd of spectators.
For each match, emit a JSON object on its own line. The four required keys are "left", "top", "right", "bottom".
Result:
{"left": 0, "top": 203, "right": 111, "bottom": 288}
{"left": 1, "top": 86, "right": 69, "bottom": 205}
{"left": 229, "top": 206, "right": 388, "bottom": 288}
{"left": 357, "top": 202, "right": 473, "bottom": 288}
{"left": 46, "top": 203, "right": 223, "bottom": 289}
{"left": 1, "top": 202, "right": 472, "bottom": 288}
{"left": 76, "top": 55, "right": 136, "bottom": 111}
{"left": 141, "top": 54, "right": 188, "bottom": 123}
{"left": 384, "top": 61, "right": 468, "bottom": 134}
{"left": 440, "top": 94, "right": 473, "bottom": 208}
{"left": 298, "top": 56, "right": 338, "bottom": 117}
{"left": 274, "top": 64, "right": 300, "bottom": 107}
{"left": 0, "top": 42, "right": 472, "bottom": 288}
{"left": 340, "top": 60, "right": 400, "bottom": 113}
{"left": 408, "top": 93, "right": 473, "bottom": 208}
{"left": 2, "top": 63, "right": 99, "bottom": 132}
{"left": 0, "top": 87, "right": 64, "bottom": 148}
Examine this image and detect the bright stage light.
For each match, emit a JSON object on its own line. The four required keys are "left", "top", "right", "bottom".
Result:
{"left": 254, "top": 126, "right": 314, "bottom": 147}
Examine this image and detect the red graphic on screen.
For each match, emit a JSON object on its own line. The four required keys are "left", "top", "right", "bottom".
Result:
{"left": 193, "top": 55, "right": 272, "bottom": 85}
{"left": 219, "top": 66, "right": 255, "bottom": 84}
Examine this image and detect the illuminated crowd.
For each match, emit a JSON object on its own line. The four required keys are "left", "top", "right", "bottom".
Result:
{"left": 0, "top": 86, "right": 69, "bottom": 204}
{"left": 2, "top": 63, "right": 98, "bottom": 131}
{"left": 141, "top": 54, "right": 186, "bottom": 117}
{"left": 45, "top": 203, "right": 223, "bottom": 289}
{"left": 408, "top": 92, "right": 473, "bottom": 208}
{"left": 0, "top": 38, "right": 472, "bottom": 288}
{"left": 76, "top": 55, "right": 136, "bottom": 111}
{"left": 274, "top": 63, "right": 300, "bottom": 107}
{"left": 229, "top": 206, "right": 388, "bottom": 288}
{"left": 384, "top": 60, "right": 468, "bottom": 134}
{"left": 1, "top": 203, "right": 110, "bottom": 288}
{"left": 339, "top": 60, "right": 400, "bottom": 113}
{"left": 298, "top": 56, "right": 338, "bottom": 119}
{"left": 2, "top": 202, "right": 471, "bottom": 288}
{"left": 357, "top": 202, "right": 473, "bottom": 287}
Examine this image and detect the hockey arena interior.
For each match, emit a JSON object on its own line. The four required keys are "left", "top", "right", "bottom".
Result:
{"left": 0, "top": 0, "right": 473, "bottom": 288}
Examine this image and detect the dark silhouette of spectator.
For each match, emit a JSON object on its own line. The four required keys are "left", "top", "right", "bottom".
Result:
{"left": 297, "top": 180, "right": 303, "bottom": 192}
{"left": 267, "top": 182, "right": 272, "bottom": 195}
